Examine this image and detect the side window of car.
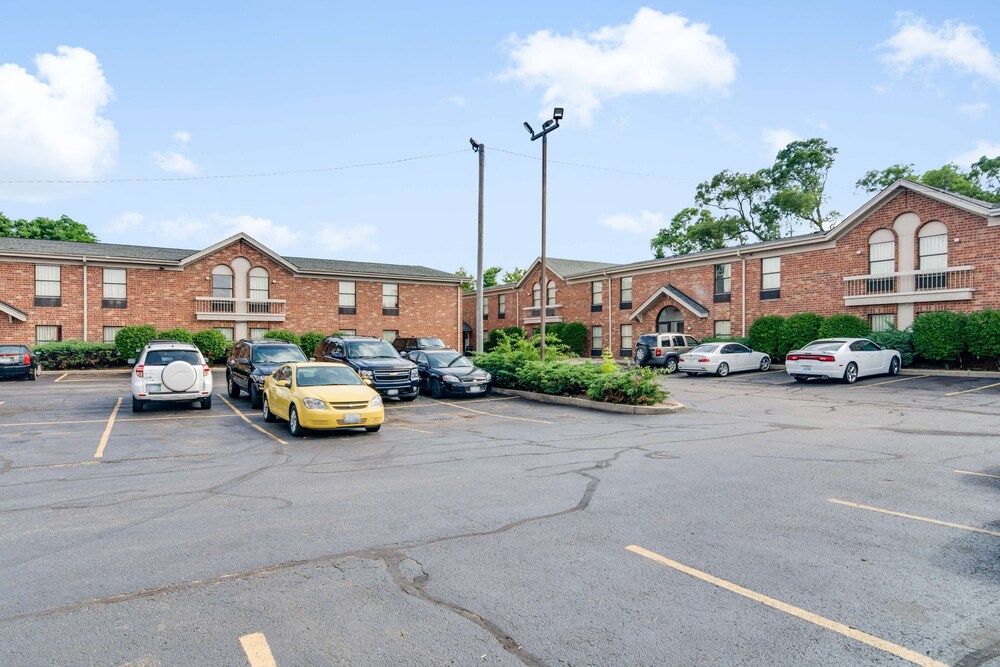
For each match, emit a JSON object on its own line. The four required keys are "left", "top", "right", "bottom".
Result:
{"left": 686, "top": 336, "right": 699, "bottom": 347}
{"left": 673, "top": 336, "right": 685, "bottom": 348}
{"left": 411, "top": 352, "right": 424, "bottom": 365}
{"left": 850, "top": 341, "right": 865, "bottom": 352}
{"left": 863, "top": 340, "right": 881, "bottom": 352}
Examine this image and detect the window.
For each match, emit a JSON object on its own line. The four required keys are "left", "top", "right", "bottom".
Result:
{"left": 591, "top": 325, "right": 603, "bottom": 356}
{"left": 250, "top": 327, "right": 270, "bottom": 339}
{"left": 546, "top": 280, "right": 556, "bottom": 316}
{"left": 870, "top": 314, "right": 895, "bottom": 332}
{"left": 620, "top": 277, "right": 633, "bottom": 309}
{"left": 714, "top": 320, "right": 732, "bottom": 337}
{"left": 382, "top": 330, "right": 398, "bottom": 343}
{"left": 498, "top": 294, "right": 506, "bottom": 320}
{"left": 761, "top": 257, "right": 780, "bottom": 300}
{"left": 102, "top": 268, "right": 126, "bottom": 308}
{"left": 216, "top": 327, "right": 234, "bottom": 341}
{"left": 339, "top": 329, "right": 356, "bottom": 336}
{"left": 36, "top": 325, "right": 60, "bottom": 344}
{"left": 339, "top": 281, "right": 356, "bottom": 315}
{"left": 103, "top": 326, "right": 122, "bottom": 344}
{"left": 532, "top": 282, "right": 541, "bottom": 307}
{"left": 382, "top": 283, "right": 399, "bottom": 315}
{"left": 35, "top": 265, "right": 61, "bottom": 307}
{"left": 591, "top": 281, "right": 603, "bottom": 312}
{"left": 868, "top": 230, "right": 896, "bottom": 294}
{"left": 714, "top": 263, "right": 731, "bottom": 302}
{"left": 249, "top": 267, "right": 270, "bottom": 314}
{"left": 918, "top": 222, "right": 948, "bottom": 290}
{"left": 619, "top": 324, "right": 633, "bottom": 357}
{"left": 482, "top": 297, "right": 489, "bottom": 320}
{"left": 656, "top": 306, "right": 684, "bottom": 333}
{"left": 212, "top": 265, "right": 234, "bottom": 312}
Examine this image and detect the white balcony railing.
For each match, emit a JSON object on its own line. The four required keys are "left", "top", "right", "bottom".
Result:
{"left": 843, "top": 266, "right": 974, "bottom": 305}
{"left": 195, "top": 297, "right": 287, "bottom": 322}
{"left": 522, "top": 303, "right": 563, "bottom": 324}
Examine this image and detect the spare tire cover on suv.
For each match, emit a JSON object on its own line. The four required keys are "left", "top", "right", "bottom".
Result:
{"left": 161, "top": 360, "right": 199, "bottom": 392}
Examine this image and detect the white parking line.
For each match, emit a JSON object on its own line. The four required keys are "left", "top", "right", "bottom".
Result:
{"left": 219, "top": 395, "right": 288, "bottom": 446}
{"left": 427, "top": 398, "right": 552, "bottom": 424}
{"left": 954, "top": 469, "right": 1000, "bottom": 481}
{"left": 944, "top": 381, "right": 1000, "bottom": 397}
{"left": 239, "top": 632, "right": 277, "bottom": 667}
{"left": 855, "top": 375, "right": 928, "bottom": 388}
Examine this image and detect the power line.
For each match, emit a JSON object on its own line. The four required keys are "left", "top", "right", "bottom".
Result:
{"left": 490, "top": 146, "right": 691, "bottom": 182}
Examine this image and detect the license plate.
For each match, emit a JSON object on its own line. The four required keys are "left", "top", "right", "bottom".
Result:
{"left": 468, "top": 385, "right": 483, "bottom": 393}
{"left": 344, "top": 413, "right": 361, "bottom": 424}
{"left": 0, "top": 357, "right": 13, "bottom": 364}
{"left": 387, "top": 389, "right": 398, "bottom": 396}
{"left": 147, "top": 383, "right": 162, "bottom": 392}
{"left": 801, "top": 366, "right": 812, "bottom": 371}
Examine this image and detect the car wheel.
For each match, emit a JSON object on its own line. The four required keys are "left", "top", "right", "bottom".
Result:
{"left": 200, "top": 395, "right": 212, "bottom": 410}
{"left": 288, "top": 406, "right": 304, "bottom": 437}
{"left": 249, "top": 382, "right": 262, "bottom": 409}
{"left": 635, "top": 347, "right": 649, "bottom": 364}
{"left": 664, "top": 357, "right": 678, "bottom": 374}
{"left": 365, "top": 425, "right": 381, "bottom": 433}
{"left": 759, "top": 356, "right": 771, "bottom": 371}
{"left": 262, "top": 397, "right": 276, "bottom": 422}
{"left": 131, "top": 397, "right": 144, "bottom": 413}
{"left": 843, "top": 362, "right": 858, "bottom": 384}
{"left": 889, "top": 357, "right": 900, "bottom": 376}
{"left": 794, "top": 376, "right": 808, "bottom": 383}
{"left": 28, "top": 367, "right": 36, "bottom": 381}
{"left": 430, "top": 378, "right": 443, "bottom": 399}
{"left": 227, "top": 373, "right": 240, "bottom": 398}
{"left": 716, "top": 362, "right": 730, "bottom": 377}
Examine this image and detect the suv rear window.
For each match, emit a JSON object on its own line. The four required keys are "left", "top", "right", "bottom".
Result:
{"left": 638, "top": 335, "right": 657, "bottom": 346}
{"left": 145, "top": 350, "right": 202, "bottom": 365}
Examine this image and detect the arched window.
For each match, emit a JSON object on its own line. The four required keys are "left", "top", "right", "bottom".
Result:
{"left": 532, "top": 282, "right": 541, "bottom": 308}
{"left": 546, "top": 280, "right": 556, "bottom": 306}
{"left": 211, "top": 265, "right": 234, "bottom": 312}
{"left": 249, "top": 267, "right": 270, "bottom": 313}
{"left": 918, "top": 221, "right": 948, "bottom": 290}
{"left": 868, "top": 229, "right": 896, "bottom": 294}
{"left": 656, "top": 306, "right": 684, "bottom": 333}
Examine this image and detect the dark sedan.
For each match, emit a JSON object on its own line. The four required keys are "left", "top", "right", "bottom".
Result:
{"left": 0, "top": 344, "right": 37, "bottom": 380}
{"left": 408, "top": 349, "right": 491, "bottom": 398}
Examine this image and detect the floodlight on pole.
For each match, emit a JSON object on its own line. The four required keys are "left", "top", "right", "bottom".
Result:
{"left": 470, "top": 138, "right": 485, "bottom": 354}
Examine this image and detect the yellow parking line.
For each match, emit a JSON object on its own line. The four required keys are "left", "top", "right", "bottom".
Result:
{"left": 626, "top": 545, "right": 948, "bottom": 667}
{"left": 219, "top": 395, "right": 288, "bottom": 446}
{"left": 955, "top": 469, "right": 1000, "bottom": 481}
{"left": 427, "top": 397, "right": 552, "bottom": 424}
{"left": 239, "top": 632, "right": 277, "bottom": 667}
{"left": 392, "top": 425, "right": 433, "bottom": 435}
{"left": 15, "top": 461, "right": 102, "bottom": 472}
{"left": 94, "top": 397, "right": 123, "bottom": 459}
{"left": 945, "top": 381, "right": 1000, "bottom": 397}
{"left": 828, "top": 498, "right": 1000, "bottom": 538}
{"left": 857, "top": 375, "right": 928, "bottom": 387}
{"left": 53, "top": 373, "right": 68, "bottom": 382}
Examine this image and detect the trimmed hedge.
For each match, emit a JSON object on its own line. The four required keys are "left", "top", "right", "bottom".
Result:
{"left": 262, "top": 330, "right": 299, "bottom": 346}
{"left": 115, "top": 325, "right": 157, "bottom": 360}
{"left": 817, "top": 314, "right": 870, "bottom": 339}
{"left": 748, "top": 315, "right": 785, "bottom": 359}
{"left": 967, "top": 309, "right": 1000, "bottom": 367}
{"left": 299, "top": 331, "right": 326, "bottom": 358}
{"left": 546, "top": 322, "right": 586, "bottom": 356}
{"left": 34, "top": 341, "right": 122, "bottom": 369}
{"left": 779, "top": 313, "right": 824, "bottom": 358}
{"left": 869, "top": 329, "right": 914, "bottom": 366}
{"left": 912, "top": 311, "right": 967, "bottom": 365}
{"left": 192, "top": 329, "right": 229, "bottom": 362}
{"left": 156, "top": 328, "right": 194, "bottom": 343}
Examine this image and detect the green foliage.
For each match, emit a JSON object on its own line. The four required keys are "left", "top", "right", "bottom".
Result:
{"left": 455, "top": 266, "right": 474, "bottom": 292}
{"left": 156, "top": 328, "right": 194, "bottom": 343}
{"left": 546, "top": 321, "right": 586, "bottom": 356}
{"left": 770, "top": 138, "right": 839, "bottom": 231}
{"left": 299, "top": 331, "right": 326, "bottom": 358}
{"left": 115, "top": 325, "right": 157, "bottom": 359}
{"left": 586, "top": 366, "right": 667, "bottom": 406}
{"left": 856, "top": 158, "right": 1000, "bottom": 204}
{"left": 500, "top": 267, "right": 525, "bottom": 284}
{"left": 971, "top": 156, "right": 1000, "bottom": 202}
{"left": 912, "top": 311, "right": 967, "bottom": 365}
{"left": 779, "top": 313, "right": 824, "bottom": 357}
{"left": 455, "top": 265, "right": 505, "bottom": 291}
{"left": 485, "top": 326, "right": 525, "bottom": 352}
{"left": 483, "top": 266, "right": 502, "bottom": 287}
{"left": 817, "top": 314, "right": 870, "bottom": 339}
{"left": 855, "top": 164, "right": 919, "bottom": 193}
{"left": 748, "top": 315, "right": 785, "bottom": 359}
{"left": 0, "top": 212, "right": 98, "bottom": 241}
{"left": 651, "top": 208, "right": 739, "bottom": 257}
{"left": 262, "top": 329, "right": 299, "bottom": 346}
{"left": 966, "top": 310, "right": 1000, "bottom": 366}
{"left": 869, "top": 328, "right": 915, "bottom": 367}
{"left": 192, "top": 329, "right": 229, "bottom": 362}
{"left": 33, "top": 341, "right": 122, "bottom": 369}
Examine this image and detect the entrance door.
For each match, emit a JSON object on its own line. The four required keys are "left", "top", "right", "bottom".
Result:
{"left": 656, "top": 306, "right": 684, "bottom": 333}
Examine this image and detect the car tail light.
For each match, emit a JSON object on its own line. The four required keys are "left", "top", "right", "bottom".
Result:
{"left": 655, "top": 348, "right": 662, "bottom": 356}
{"left": 787, "top": 354, "right": 835, "bottom": 362}
{"left": 23, "top": 353, "right": 31, "bottom": 364}
{"left": 698, "top": 357, "right": 711, "bottom": 363}
{"left": 135, "top": 364, "right": 144, "bottom": 378}
{"left": 202, "top": 364, "right": 211, "bottom": 376}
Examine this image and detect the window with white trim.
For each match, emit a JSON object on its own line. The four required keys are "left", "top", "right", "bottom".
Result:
{"left": 918, "top": 221, "right": 948, "bottom": 290}
{"left": 714, "top": 320, "right": 732, "bottom": 337}
{"left": 216, "top": 327, "right": 234, "bottom": 341}
{"left": 620, "top": 277, "right": 633, "bottom": 309}
{"left": 382, "top": 330, "right": 398, "bottom": 343}
{"left": 591, "top": 281, "right": 602, "bottom": 312}
{"left": 36, "top": 325, "right": 60, "bottom": 344}
{"left": 546, "top": 280, "right": 556, "bottom": 306}
{"left": 498, "top": 294, "right": 506, "bottom": 319}
{"left": 870, "top": 313, "right": 895, "bottom": 332}
{"left": 482, "top": 297, "right": 489, "bottom": 320}
{"left": 339, "top": 281, "right": 356, "bottom": 315}
{"left": 103, "top": 326, "right": 122, "bottom": 343}
{"left": 714, "top": 263, "right": 731, "bottom": 296}
{"left": 102, "top": 268, "right": 126, "bottom": 308}
{"left": 382, "top": 283, "right": 399, "bottom": 315}
{"left": 761, "top": 257, "right": 780, "bottom": 299}
{"left": 35, "top": 265, "right": 61, "bottom": 306}
{"left": 868, "top": 230, "right": 896, "bottom": 294}
{"left": 250, "top": 327, "right": 270, "bottom": 339}
{"left": 591, "top": 325, "right": 603, "bottom": 356}
{"left": 620, "top": 324, "right": 633, "bottom": 356}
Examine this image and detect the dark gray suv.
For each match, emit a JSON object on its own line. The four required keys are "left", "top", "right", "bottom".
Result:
{"left": 226, "top": 339, "right": 308, "bottom": 408}
{"left": 318, "top": 335, "right": 419, "bottom": 401}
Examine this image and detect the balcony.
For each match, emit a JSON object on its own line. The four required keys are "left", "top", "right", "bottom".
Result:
{"left": 843, "top": 266, "right": 974, "bottom": 306}
{"left": 195, "top": 297, "right": 287, "bottom": 322}
{"left": 522, "top": 304, "right": 563, "bottom": 324}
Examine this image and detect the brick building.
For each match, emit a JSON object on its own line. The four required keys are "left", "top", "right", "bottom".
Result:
{"left": 464, "top": 180, "right": 1000, "bottom": 356}
{"left": 0, "top": 232, "right": 465, "bottom": 349}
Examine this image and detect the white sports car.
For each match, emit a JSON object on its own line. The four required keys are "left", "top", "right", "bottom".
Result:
{"left": 678, "top": 343, "right": 771, "bottom": 377}
{"left": 785, "top": 338, "right": 901, "bottom": 384}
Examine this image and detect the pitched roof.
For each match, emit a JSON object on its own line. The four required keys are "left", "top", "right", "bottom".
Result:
{"left": 285, "top": 256, "right": 458, "bottom": 279}
{"left": 0, "top": 236, "right": 192, "bottom": 261}
{"left": 0, "top": 299, "right": 28, "bottom": 321}
{"left": 545, "top": 257, "right": 620, "bottom": 277}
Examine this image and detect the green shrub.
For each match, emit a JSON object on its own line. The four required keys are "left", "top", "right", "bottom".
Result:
{"left": 34, "top": 341, "right": 122, "bottom": 370}
{"left": 115, "top": 325, "right": 157, "bottom": 360}
{"left": 748, "top": 315, "right": 785, "bottom": 359}
{"left": 779, "top": 313, "right": 825, "bottom": 357}
{"left": 546, "top": 322, "right": 586, "bottom": 356}
{"left": 485, "top": 326, "right": 525, "bottom": 352}
{"left": 299, "top": 331, "right": 325, "bottom": 358}
{"left": 818, "top": 314, "right": 871, "bottom": 339}
{"left": 156, "top": 328, "right": 194, "bottom": 343}
{"left": 192, "top": 329, "right": 229, "bottom": 362}
{"left": 966, "top": 310, "right": 1000, "bottom": 367}
{"left": 869, "top": 328, "right": 915, "bottom": 367}
{"left": 586, "top": 366, "right": 666, "bottom": 406}
{"left": 262, "top": 329, "right": 299, "bottom": 346}
{"left": 912, "top": 311, "right": 967, "bottom": 365}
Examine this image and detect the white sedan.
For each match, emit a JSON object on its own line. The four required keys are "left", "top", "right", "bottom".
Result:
{"left": 785, "top": 338, "right": 901, "bottom": 384}
{"left": 678, "top": 343, "right": 771, "bottom": 377}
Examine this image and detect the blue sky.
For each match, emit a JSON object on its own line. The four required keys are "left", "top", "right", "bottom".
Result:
{"left": 1, "top": 2, "right": 998, "bottom": 275}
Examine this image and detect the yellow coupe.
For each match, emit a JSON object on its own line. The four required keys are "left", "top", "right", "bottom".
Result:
{"left": 262, "top": 362, "right": 384, "bottom": 436}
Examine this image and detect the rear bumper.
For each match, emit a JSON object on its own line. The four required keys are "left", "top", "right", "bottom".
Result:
{"left": 0, "top": 365, "right": 32, "bottom": 378}
{"left": 139, "top": 391, "right": 213, "bottom": 402}
{"left": 785, "top": 362, "right": 844, "bottom": 379}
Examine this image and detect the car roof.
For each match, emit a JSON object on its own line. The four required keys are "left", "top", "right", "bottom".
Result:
{"left": 276, "top": 361, "right": 353, "bottom": 369}
{"left": 145, "top": 341, "right": 199, "bottom": 350}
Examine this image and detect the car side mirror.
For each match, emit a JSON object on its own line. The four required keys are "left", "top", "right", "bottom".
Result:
{"left": 400, "top": 351, "right": 409, "bottom": 358}
{"left": 878, "top": 344, "right": 885, "bottom": 350}
{"left": 276, "top": 380, "right": 290, "bottom": 387}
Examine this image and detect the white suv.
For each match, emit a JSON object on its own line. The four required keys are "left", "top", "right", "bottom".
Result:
{"left": 130, "top": 340, "right": 214, "bottom": 412}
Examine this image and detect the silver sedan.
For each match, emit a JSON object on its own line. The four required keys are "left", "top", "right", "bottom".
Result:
{"left": 678, "top": 343, "right": 771, "bottom": 377}
{"left": 785, "top": 338, "right": 901, "bottom": 384}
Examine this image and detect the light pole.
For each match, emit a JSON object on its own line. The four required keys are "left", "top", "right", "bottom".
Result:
{"left": 524, "top": 107, "right": 563, "bottom": 361}
{"left": 469, "top": 138, "right": 485, "bottom": 353}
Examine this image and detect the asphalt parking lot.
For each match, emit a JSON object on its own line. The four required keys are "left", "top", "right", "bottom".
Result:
{"left": 1, "top": 368, "right": 999, "bottom": 666}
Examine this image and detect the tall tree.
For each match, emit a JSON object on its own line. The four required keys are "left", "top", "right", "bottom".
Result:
{"left": 0, "top": 212, "right": 13, "bottom": 237}
{"left": 970, "top": 156, "right": 1000, "bottom": 201}
{"left": 856, "top": 158, "right": 1000, "bottom": 204}
{"left": 454, "top": 266, "right": 474, "bottom": 292}
{"left": 500, "top": 266, "right": 525, "bottom": 284}
{"left": 855, "top": 164, "right": 919, "bottom": 194}
{"left": 483, "top": 266, "right": 502, "bottom": 287}
{"left": 769, "top": 138, "right": 839, "bottom": 231}
{"left": 0, "top": 213, "right": 98, "bottom": 242}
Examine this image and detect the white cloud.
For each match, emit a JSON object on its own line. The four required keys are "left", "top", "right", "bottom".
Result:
{"left": 761, "top": 128, "right": 800, "bottom": 156}
{"left": 599, "top": 209, "right": 664, "bottom": 235}
{"left": 703, "top": 117, "right": 741, "bottom": 145}
{"left": 0, "top": 46, "right": 117, "bottom": 201}
{"left": 951, "top": 140, "right": 1000, "bottom": 168}
{"left": 172, "top": 130, "right": 191, "bottom": 145}
{"left": 152, "top": 151, "right": 201, "bottom": 174}
{"left": 104, "top": 211, "right": 145, "bottom": 234}
{"left": 500, "top": 8, "right": 737, "bottom": 124}
{"left": 880, "top": 13, "right": 1000, "bottom": 83}
{"left": 447, "top": 95, "right": 466, "bottom": 108}
{"left": 957, "top": 102, "right": 990, "bottom": 119}
{"left": 313, "top": 223, "right": 380, "bottom": 253}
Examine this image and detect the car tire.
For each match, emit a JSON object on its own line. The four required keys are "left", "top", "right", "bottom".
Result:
{"left": 365, "top": 425, "right": 381, "bottom": 433}
{"left": 249, "top": 382, "right": 262, "bottom": 409}
{"left": 200, "top": 396, "right": 212, "bottom": 410}
{"left": 288, "top": 405, "right": 304, "bottom": 437}
{"left": 889, "top": 357, "right": 900, "bottom": 376}
{"left": 262, "top": 397, "right": 276, "bottom": 422}
{"left": 430, "top": 379, "right": 443, "bottom": 399}
{"left": 227, "top": 373, "right": 241, "bottom": 398}
{"left": 759, "top": 356, "right": 771, "bottom": 371}
{"left": 794, "top": 376, "right": 808, "bottom": 383}
{"left": 635, "top": 347, "right": 649, "bottom": 364}
{"left": 28, "top": 367, "right": 36, "bottom": 381}
{"left": 132, "top": 397, "right": 145, "bottom": 412}
{"left": 843, "top": 362, "right": 858, "bottom": 384}
{"left": 716, "top": 362, "right": 730, "bottom": 377}
{"left": 685, "top": 372, "right": 699, "bottom": 377}
{"left": 664, "top": 357, "right": 678, "bottom": 374}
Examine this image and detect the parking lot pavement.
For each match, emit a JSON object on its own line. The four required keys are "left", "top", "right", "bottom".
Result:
{"left": 2, "top": 369, "right": 1000, "bottom": 665}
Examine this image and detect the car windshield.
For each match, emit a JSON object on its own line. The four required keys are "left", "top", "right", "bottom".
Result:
{"left": 0, "top": 345, "right": 27, "bottom": 355}
{"left": 252, "top": 345, "right": 307, "bottom": 364}
{"left": 689, "top": 344, "right": 721, "bottom": 354}
{"left": 296, "top": 366, "right": 363, "bottom": 387}
{"left": 144, "top": 350, "right": 202, "bottom": 365}
{"left": 418, "top": 338, "right": 446, "bottom": 348}
{"left": 347, "top": 341, "right": 399, "bottom": 359}
{"left": 801, "top": 340, "right": 846, "bottom": 353}
{"left": 426, "top": 352, "right": 472, "bottom": 369}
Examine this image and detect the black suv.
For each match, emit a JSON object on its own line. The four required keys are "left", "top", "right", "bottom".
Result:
{"left": 227, "top": 339, "right": 308, "bottom": 408}
{"left": 318, "top": 335, "right": 419, "bottom": 401}
{"left": 392, "top": 336, "right": 447, "bottom": 356}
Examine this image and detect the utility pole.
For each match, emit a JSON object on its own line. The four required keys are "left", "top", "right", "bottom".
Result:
{"left": 470, "top": 138, "right": 485, "bottom": 353}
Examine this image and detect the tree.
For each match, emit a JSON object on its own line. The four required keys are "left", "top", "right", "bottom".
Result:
{"left": 0, "top": 212, "right": 13, "bottom": 237}
{"left": 501, "top": 267, "right": 525, "bottom": 284}
{"left": 855, "top": 164, "right": 918, "bottom": 194}
{"left": 970, "top": 156, "right": 1000, "bottom": 202}
{"left": 0, "top": 212, "right": 98, "bottom": 242}
{"left": 856, "top": 157, "right": 1000, "bottom": 204}
{"left": 921, "top": 164, "right": 985, "bottom": 200}
{"left": 651, "top": 208, "right": 740, "bottom": 258}
{"left": 483, "top": 266, "right": 502, "bottom": 287}
{"left": 455, "top": 267, "right": 474, "bottom": 292}
{"left": 769, "top": 138, "right": 839, "bottom": 231}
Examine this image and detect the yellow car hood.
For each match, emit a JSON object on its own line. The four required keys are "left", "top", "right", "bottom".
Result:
{"left": 298, "top": 384, "right": 379, "bottom": 403}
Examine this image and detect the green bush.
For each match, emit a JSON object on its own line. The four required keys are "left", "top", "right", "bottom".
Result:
{"left": 115, "top": 325, "right": 157, "bottom": 360}
{"left": 299, "top": 331, "right": 325, "bottom": 358}
{"left": 966, "top": 310, "right": 1000, "bottom": 367}
{"left": 779, "top": 313, "right": 825, "bottom": 357}
{"left": 912, "top": 311, "right": 967, "bottom": 365}
{"left": 748, "top": 315, "right": 785, "bottom": 359}
{"left": 262, "top": 329, "right": 299, "bottom": 346}
{"left": 485, "top": 326, "right": 525, "bottom": 352}
{"left": 818, "top": 314, "right": 871, "bottom": 339}
{"left": 156, "top": 328, "right": 194, "bottom": 343}
{"left": 192, "top": 329, "right": 229, "bottom": 362}
{"left": 546, "top": 322, "right": 586, "bottom": 356}
{"left": 34, "top": 341, "right": 122, "bottom": 369}
{"left": 869, "top": 328, "right": 915, "bottom": 366}
{"left": 586, "top": 366, "right": 666, "bottom": 406}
